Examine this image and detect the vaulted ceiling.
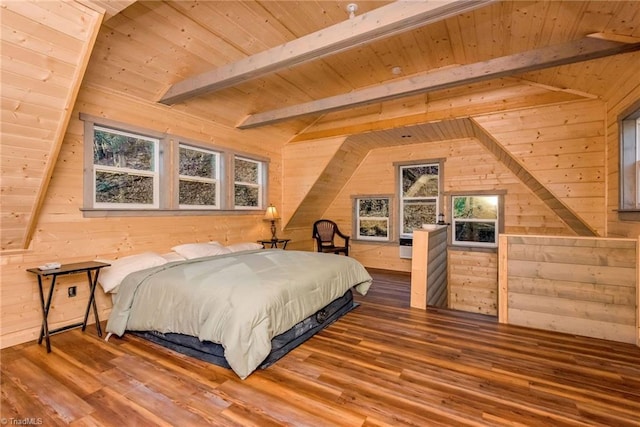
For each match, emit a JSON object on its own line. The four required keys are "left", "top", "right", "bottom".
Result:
{"left": 2, "top": 0, "right": 640, "bottom": 251}
{"left": 83, "top": 0, "right": 640, "bottom": 138}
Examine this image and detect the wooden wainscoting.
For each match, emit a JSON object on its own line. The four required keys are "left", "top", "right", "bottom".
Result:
{"left": 410, "top": 227, "right": 448, "bottom": 310}
{"left": 499, "top": 234, "right": 638, "bottom": 344}
{"left": 2, "top": 269, "right": 639, "bottom": 426}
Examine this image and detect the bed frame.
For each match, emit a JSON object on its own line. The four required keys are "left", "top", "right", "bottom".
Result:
{"left": 131, "top": 289, "right": 356, "bottom": 370}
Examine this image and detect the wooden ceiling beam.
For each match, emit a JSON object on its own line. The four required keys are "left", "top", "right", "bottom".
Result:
{"left": 159, "top": 0, "right": 495, "bottom": 105}
{"left": 237, "top": 33, "right": 640, "bottom": 129}
{"left": 75, "top": 0, "right": 137, "bottom": 21}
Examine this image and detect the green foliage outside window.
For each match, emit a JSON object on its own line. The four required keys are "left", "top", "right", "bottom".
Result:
{"left": 452, "top": 195, "right": 498, "bottom": 247}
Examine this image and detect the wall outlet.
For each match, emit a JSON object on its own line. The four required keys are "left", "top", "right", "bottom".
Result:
{"left": 68, "top": 286, "right": 77, "bottom": 298}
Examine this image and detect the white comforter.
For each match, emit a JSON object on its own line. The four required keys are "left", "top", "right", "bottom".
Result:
{"left": 106, "top": 250, "right": 372, "bottom": 378}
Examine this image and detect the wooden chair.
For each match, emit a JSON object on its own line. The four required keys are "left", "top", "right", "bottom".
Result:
{"left": 312, "top": 219, "right": 350, "bottom": 256}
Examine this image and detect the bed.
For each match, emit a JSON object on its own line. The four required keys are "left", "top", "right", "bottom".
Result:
{"left": 103, "top": 247, "right": 372, "bottom": 379}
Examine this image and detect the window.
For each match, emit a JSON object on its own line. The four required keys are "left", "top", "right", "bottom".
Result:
{"left": 354, "top": 196, "right": 392, "bottom": 241}
{"left": 178, "top": 144, "right": 220, "bottom": 209}
{"left": 92, "top": 126, "right": 160, "bottom": 208}
{"left": 82, "top": 114, "right": 268, "bottom": 215}
{"left": 234, "top": 156, "right": 263, "bottom": 209}
{"left": 620, "top": 104, "right": 640, "bottom": 212}
{"left": 398, "top": 163, "right": 441, "bottom": 237}
{"left": 451, "top": 195, "right": 499, "bottom": 248}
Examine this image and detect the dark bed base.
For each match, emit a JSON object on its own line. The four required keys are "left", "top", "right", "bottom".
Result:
{"left": 131, "top": 289, "right": 357, "bottom": 371}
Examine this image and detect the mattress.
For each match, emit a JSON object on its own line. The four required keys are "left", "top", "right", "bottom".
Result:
{"left": 131, "top": 289, "right": 356, "bottom": 370}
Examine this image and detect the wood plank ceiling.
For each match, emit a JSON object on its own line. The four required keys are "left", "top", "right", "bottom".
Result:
{"left": 82, "top": 0, "right": 640, "bottom": 135}
{"left": 2, "top": 1, "right": 639, "bottom": 250}
{"left": 1, "top": 1, "right": 105, "bottom": 252}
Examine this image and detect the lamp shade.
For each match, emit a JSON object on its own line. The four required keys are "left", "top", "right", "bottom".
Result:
{"left": 264, "top": 205, "right": 280, "bottom": 220}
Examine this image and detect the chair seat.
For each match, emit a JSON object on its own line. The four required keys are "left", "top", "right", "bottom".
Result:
{"left": 320, "top": 245, "right": 348, "bottom": 255}
{"left": 313, "top": 219, "right": 350, "bottom": 256}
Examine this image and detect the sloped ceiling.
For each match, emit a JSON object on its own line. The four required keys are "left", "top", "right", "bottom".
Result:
{"left": 1, "top": 0, "right": 105, "bottom": 251}
{"left": 2, "top": 1, "right": 639, "bottom": 250}
{"left": 81, "top": 0, "right": 640, "bottom": 134}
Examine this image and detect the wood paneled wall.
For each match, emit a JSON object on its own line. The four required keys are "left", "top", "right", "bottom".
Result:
{"left": 282, "top": 137, "right": 344, "bottom": 225}
{"left": 1, "top": 0, "right": 103, "bottom": 251}
{"left": 605, "top": 77, "right": 640, "bottom": 238}
{"left": 448, "top": 250, "right": 499, "bottom": 316}
{"left": 323, "top": 132, "right": 576, "bottom": 272}
{"left": 305, "top": 98, "right": 608, "bottom": 315}
{"left": 410, "top": 228, "right": 448, "bottom": 310}
{"left": 499, "top": 234, "right": 637, "bottom": 344}
{"left": 474, "top": 99, "right": 606, "bottom": 236}
{"left": 0, "top": 85, "right": 285, "bottom": 349}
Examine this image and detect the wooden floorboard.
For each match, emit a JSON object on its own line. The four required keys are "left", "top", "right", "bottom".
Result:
{"left": 2, "top": 268, "right": 639, "bottom": 426}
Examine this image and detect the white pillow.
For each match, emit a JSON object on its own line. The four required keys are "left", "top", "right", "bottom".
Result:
{"left": 171, "top": 242, "right": 231, "bottom": 259}
{"left": 97, "top": 252, "right": 167, "bottom": 293}
{"left": 161, "top": 252, "right": 187, "bottom": 262}
{"left": 226, "top": 242, "right": 264, "bottom": 252}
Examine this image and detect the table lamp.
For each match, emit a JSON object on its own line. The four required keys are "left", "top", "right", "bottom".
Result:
{"left": 264, "top": 205, "right": 280, "bottom": 240}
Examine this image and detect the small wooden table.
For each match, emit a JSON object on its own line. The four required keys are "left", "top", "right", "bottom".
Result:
{"left": 26, "top": 261, "right": 110, "bottom": 352}
{"left": 258, "top": 238, "right": 291, "bottom": 249}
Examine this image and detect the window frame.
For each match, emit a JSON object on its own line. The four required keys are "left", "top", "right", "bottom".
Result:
{"left": 447, "top": 191, "right": 505, "bottom": 250}
{"left": 233, "top": 155, "right": 265, "bottom": 210}
{"left": 81, "top": 114, "right": 269, "bottom": 216}
{"left": 395, "top": 160, "right": 444, "bottom": 239}
{"left": 177, "top": 142, "right": 222, "bottom": 210}
{"left": 619, "top": 101, "right": 640, "bottom": 218}
{"left": 352, "top": 195, "right": 394, "bottom": 242}
{"left": 92, "top": 125, "right": 161, "bottom": 209}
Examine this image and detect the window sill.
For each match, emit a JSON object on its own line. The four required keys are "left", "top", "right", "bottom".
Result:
{"left": 81, "top": 208, "right": 262, "bottom": 218}
{"left": 352, "top": 239, "right": 398, "bottom": 245}
{"left": 616, "top": 210, "right": 640, "bottom": 221}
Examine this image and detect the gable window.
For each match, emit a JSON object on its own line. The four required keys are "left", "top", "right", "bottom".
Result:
{"left": 353, "top": 196, "right": 392, "bottom": 242}
{"left": 234, "top": 156, "right": 263, "bottom": 209}
{"left": 398, "top": 162, "right": 441, "bottom": 237}
{"left": 620, "top": 103, "right": 640, "bottom": 215}
{"left": 92, "top": 126, "right": 160, "bottom": 208}
{"left": 451, "top": 194, "right": 501, "bottom": 248}
{"left": 178, "top": 144, "right": 220, "bottom": 209}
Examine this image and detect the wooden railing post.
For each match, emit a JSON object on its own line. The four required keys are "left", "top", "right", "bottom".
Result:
{"left": 498, "top": 234, "right": 509, "bottom": 324}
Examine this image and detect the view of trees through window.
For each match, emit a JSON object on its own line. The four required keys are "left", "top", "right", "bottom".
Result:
{"left": 85, "top": 118, "right": 268, "bottom": 212}
{"left": 178, "top": 145, "right": 218, "bottom": 207}
{"left": 93, "top": 127, "right": 157, "bottom": 205}
{"left": 357, "top": 197, "right": 390, "bottom": 240}
{"left": 234, "top": 157, "right": 261, "bottom": 207}
{"left": 452, "top": 195, "right": 498, "bottom": 246}
{"left": 400, "top": 164, "right": 439, "bottom": 235}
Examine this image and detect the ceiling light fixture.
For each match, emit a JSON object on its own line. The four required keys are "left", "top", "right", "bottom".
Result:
{"left": 391, "top": 66, "right": 402, "bottom": 75}
{"left": 347, "top": 3, "right": 358, "bottom": 19}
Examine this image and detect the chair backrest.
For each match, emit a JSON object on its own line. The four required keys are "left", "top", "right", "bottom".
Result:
{"left": 313, "top": 220, "right": 338, "bottom": 245}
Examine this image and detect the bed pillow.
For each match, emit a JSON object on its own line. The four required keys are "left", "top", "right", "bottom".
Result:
{"left": 226, "top": 242, "right": 264, "bottom": 252}
{"left": 171, "top": 242, "right": 231, "bottom": 259}
{"left": 160, "top": 252, "right": 187, "bottom": 262}
{"left": 97, "top": 252, "right": 167, "bottom": 293}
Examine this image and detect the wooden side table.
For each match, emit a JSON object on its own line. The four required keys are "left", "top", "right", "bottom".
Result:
{"left": 26, "top": 261, "right": 110, "bottom": 352}
{"left": 258, "top": 238, "right": 291, "bottom": 249}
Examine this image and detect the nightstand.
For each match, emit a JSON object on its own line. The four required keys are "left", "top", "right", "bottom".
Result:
{"left": 258, "top": 238, "right": 291, "bottom": 249}
{"left": 26, "top": 261, "right": 110, "bottom": 352}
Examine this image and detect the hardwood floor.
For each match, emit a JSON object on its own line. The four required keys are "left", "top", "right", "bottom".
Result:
{"left": 2, "top": 269, "right": 639, "bottom": 426}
